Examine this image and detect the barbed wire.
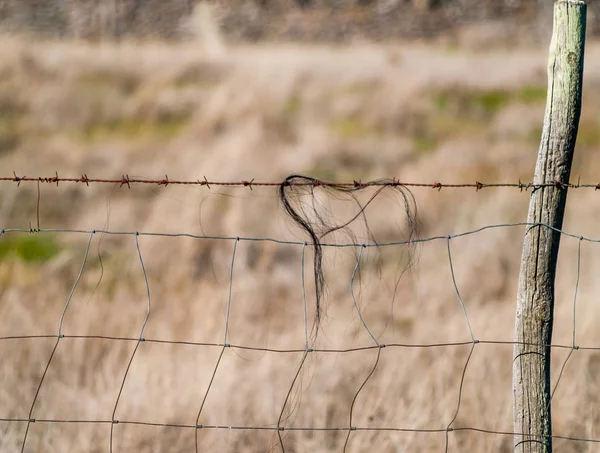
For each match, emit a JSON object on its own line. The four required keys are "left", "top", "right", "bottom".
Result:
{"left": 1, "top": 173, "right": 599, "bottom": 191}
{"left": 0, "top": 221, "right": 594, "bottom": 451}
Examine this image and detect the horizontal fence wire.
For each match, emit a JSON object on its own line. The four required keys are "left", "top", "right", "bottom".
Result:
{"left": 1, "top": 221, "right": 597, "bottom": 245}
{"left": 1, "top": 173, "right": 599, "bottom": 191}
{"left": 0, "top": 221, "right": 595, "bottom": 450}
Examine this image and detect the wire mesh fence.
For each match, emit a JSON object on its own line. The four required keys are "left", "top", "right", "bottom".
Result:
{"left": 0, "top": 0, "right": 597, "bottom": 450}
{"left": 0, "top": 178, "right": 599, "bottom": 452}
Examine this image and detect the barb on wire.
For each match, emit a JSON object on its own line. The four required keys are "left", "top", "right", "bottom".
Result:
{"left": 0, "top": 173, "right": 599, "bottom": 191}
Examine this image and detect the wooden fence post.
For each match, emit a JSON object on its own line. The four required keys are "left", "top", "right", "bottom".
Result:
{"left": 513, "top": 2, "right": 586, "bottom": 452}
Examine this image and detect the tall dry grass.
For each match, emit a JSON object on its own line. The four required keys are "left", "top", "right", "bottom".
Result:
{"left": 1, "top": 36, "right": 600, "bottom": 452}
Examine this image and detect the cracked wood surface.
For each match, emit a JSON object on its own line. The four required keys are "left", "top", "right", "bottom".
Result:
{"left": 513, "top": 2, "right": 586, "bottom": 453}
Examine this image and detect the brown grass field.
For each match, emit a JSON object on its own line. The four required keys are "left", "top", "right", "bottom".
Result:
{"left": 1, "top": 33, "right": 600, "bottom": 452}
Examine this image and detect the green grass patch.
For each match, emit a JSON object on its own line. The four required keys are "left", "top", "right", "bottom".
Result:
{"left": 434, "top": 88, "right": 510, "bottom": 116}
{"left": 412, "top": 134, "right": 437, "bottom": 153}
{"left": 329, "top": 116, "right": 379, "bottom": 139}
{"left": 473, "top": 90, "right": 510, "bottom": 113}
{"left": 0, "top": 95, "right": 28, "bottom": 153}
{"left": 83, "top": 117, "right": 187, "bottom": 142}
{"left": 434, "top": 92, "right": 449, "bottom": 111}
{"left": 0, "top": 234, "right": 60, "bottom": 262}
{"left": 577, "top": 121, "right": 600, "bottom": 146}
{"left": 395, "top": 317, "right": 414, "bottom": 334}
{"left": 173, "top": 62, "right": 225, "bottom": 88}
{"left": 525, "top": 121, "right": 600, "bottom": 147}
{"left": 283, "top": 92, "right": 302, "bottom": 117}
{"left": 76, "top": 70, "right": 140, "bottom": 96}
{"left": 331, "top": 80, "right": 379, "bottom": 98}
{"left": 331, "top": 117, "right": 368, "bottom": 138}
{"left": 307, "top": 151, "right": 377, "bottom": 182}
{"left": 526, "top": 125, "right": 543, "bottom": 144}
{"left": 0, "top": 116, "right": 23, "bottom": 153}
{"left": 424, "top": 85, "right": 549, "bottom": 147}
{"left": 434, "top": 85, "right": 547, "bottom": 119}
{"left": 517, "top": 86, "right": 547, "bottom": 103}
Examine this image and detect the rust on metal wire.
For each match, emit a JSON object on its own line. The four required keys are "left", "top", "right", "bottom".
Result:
{"left": 120, "top": 174, "right": 131, "bottom": 188}
{"left": 0, "top": 174, "right": 593, "bottom": 191}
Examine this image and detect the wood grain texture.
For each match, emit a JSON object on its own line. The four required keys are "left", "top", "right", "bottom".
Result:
{"left": 513, "top": 2, "right": 586, "bottom": 452}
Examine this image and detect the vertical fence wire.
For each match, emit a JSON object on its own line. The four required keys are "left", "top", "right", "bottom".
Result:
{"left": 195, "top": 238, "right": 238, "bottom": 453}
{"left": 342, "top": 244, "right": 382, "bottom": 452}
{"left": 301, "top": 243, "right": 309, "bottom": 351}
{"left": 0, "top": 222, "right": 598, "bottom": 450}
{"left": 444, "top": 236, "right": 476, "bottom": 453}
{"left": 547, "top": 236, "right": 583, "bottom": 410}
{"left": 20, "top": 231, "right": 94, "bottom": 453}
{"left": 109, "top": 233, "right": 152, "bottom": 453}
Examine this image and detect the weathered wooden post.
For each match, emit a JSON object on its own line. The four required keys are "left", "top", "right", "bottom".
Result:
{"left": 513, "top": 1, "right": 586, "bottom": 452}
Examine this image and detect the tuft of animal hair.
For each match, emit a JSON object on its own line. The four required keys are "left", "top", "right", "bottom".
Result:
{"left": 279, "top": 174, "right": 420, "bottom": 340}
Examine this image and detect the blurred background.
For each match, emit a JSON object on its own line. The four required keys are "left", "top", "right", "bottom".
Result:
{"left": 1, "top": 1, "right": 600, "bottom": 452}
{"left": 0, "top": 0, "right": 598, "bottom": 42}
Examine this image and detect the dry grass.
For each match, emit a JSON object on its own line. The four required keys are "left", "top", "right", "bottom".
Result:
{"left": 1, "top": 36, "right": 600, "bottom": 452}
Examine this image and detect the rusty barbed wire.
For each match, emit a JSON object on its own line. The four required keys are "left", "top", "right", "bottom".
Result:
{"left": 2, "top": 172, "right": 600, "bottom": 191}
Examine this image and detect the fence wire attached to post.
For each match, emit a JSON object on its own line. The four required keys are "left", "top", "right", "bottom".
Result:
{"left": 513, "top": 2, "right": 586, "bottom": 452}
{"left": 0, "top": 220, "right": 597, "bottom": 451}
